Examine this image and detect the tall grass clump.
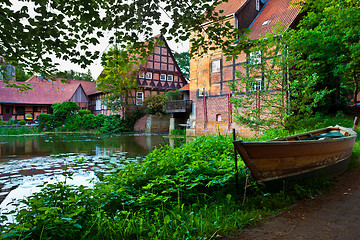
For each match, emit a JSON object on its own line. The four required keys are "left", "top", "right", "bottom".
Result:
{"left": 0, "top": 126, "right": 40, "bottom": 135}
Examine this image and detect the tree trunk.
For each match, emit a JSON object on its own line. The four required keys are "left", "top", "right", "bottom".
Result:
{"left": 353, "top": 69, "right": 358, "bottom": 103}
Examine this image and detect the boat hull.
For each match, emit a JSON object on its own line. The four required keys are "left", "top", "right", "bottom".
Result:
{"left": 233, "top": 126, "right": 357, "bottom": 183}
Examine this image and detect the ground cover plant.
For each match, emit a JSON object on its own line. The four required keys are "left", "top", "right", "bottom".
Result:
{"left": 0, "top": 114, "right": 358, "bottom": 239}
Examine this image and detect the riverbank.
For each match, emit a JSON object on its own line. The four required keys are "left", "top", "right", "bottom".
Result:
{"left": 0, "top": 114, "right": 358, "bottom": 239}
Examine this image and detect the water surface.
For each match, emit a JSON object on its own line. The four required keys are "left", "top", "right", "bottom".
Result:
{"left": 0, "top": 133, "right": 169, "bottom": 161}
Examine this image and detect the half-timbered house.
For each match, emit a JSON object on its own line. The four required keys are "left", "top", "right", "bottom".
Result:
{"left": 187, "top": 0, "right": 301, "bottom": 136}
{"left": 88, "top": 34, "right": 188, "bottom": 117}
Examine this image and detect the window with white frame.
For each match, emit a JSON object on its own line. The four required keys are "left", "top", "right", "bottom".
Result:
{"left": 252, "top": 79, "right": 262, "bottom": 91}
{"left": 139, "top": 72, "right": 145, "bottom": 78}
{"left": 198, "top": 88, "right": 205, "bottom": 97}
{"left": 256, "top": 0, "right": 260, "bottom": 11}
{"left": 160, "top": 74, "right": 166, "bottom": 81}
{"left": 211, "top": 59, "right": 221, "bottom": 73}
{"left": 136, "top": 92, "right": 144, "bottom": 105}
{"left": 145, "top": 72, "right": 152, "bottom": 79}
{"left": 95, "top": 99, "right": 102, "bottom": 111}
{"left": 167, "top": 75, "right": 173, "bottom": 81}
{"left": 249, "top": 50, "right": 261, "bottom": 65}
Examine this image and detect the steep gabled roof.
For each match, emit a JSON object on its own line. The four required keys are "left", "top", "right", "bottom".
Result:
{"left": 248, "top": 0, "right": 301, "bottom": 39}
{"left": 0, "top": 79, "right": 92, "bottom": 104}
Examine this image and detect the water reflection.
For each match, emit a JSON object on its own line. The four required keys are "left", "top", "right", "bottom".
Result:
{"left": 0, "top": 133, "right": 169, "bottom": 160}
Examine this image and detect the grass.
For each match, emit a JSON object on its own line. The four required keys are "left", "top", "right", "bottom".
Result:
{"left": 0, "top": 113, "right": 359, "bottom": 239}
{"left": 0, "top": 126, "right": 40, "bottom": 135}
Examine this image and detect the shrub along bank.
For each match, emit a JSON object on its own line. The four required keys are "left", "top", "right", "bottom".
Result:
{"left": 38, "top": 101, "right": 143, "bottom": 134}
{"left": 1, "top": 114, "right": 358, "bottom": 239}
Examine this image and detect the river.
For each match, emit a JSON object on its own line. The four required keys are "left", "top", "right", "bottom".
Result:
{"left": 0, "top": 133, "right": 179, "bottom": 221}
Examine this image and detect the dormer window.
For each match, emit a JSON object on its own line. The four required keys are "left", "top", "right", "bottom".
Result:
{"left": 262, "top": 20, "right": 271, "bottom": 26}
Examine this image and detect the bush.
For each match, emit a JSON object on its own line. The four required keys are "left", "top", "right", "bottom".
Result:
{"left": 6, "top": 119, "right": 19, "bottom": 125}
{"left": 19, "top": 120, "right": 26, "bottom": 125}
{"left": 144, "top": 94, "right": 166, "bottom": 115}
{"left": 38, "top": 114, "right": 56, "bottom": 131}
{"left": 52, "top": 101, "right": 79, "bottom": 126}
{"left": 95, "top": 114, "right": 107, "bottom": 128}
{"left": 78, "top": 109, "right": 91, "bottom": 117}
{"left": 0, "top": 120, "right": 5, "bottom": 126}
{"left": 100, "top": 115, "right": 134, "bottom": 133}
{"left": 165, "top": 90, "right": 182, "bottom": 101}
{"left": 64, "top": 115, "right": 82, "bottom": 131}
{"left": 81, "top": 114, "right": 96, "bottom": 130}
{"left": 171, "top": 129, "right": 186, "bottom": 135}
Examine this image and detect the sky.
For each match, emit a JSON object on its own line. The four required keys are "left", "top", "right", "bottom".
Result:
{"left": 55, "top": 35, "right": 189, "bottom": 80}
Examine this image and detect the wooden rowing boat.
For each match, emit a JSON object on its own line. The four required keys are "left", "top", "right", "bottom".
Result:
{"left": 233, "top": 126, "right": 357, "bottom": 183}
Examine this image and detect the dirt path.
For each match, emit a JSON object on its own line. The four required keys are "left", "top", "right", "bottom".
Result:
{"left": 226, "top": 163, "right": 360, "bottom": 240}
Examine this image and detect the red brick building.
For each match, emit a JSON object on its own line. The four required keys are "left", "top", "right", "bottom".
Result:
{"left": 187, "top": 0, "right": 301, "bottom": 136}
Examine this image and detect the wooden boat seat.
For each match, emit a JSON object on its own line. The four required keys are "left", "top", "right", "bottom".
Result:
{"left": 304, "top": 132, "right": 345, "bottom": 140}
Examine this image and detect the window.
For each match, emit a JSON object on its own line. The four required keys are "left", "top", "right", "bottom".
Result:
{"left": 145, "top": 72, "right": 153, "bottom": 79}
{"left": 167, "top": 75, "right": 173, "bottom": 81}
{"left": 15, "top": 106, "right": 25, "bottom": 115}
{"left": 136, "top": 92, "right": 144, "bottom": 105}
{"left": 256, "top": 0, "right": 260, "bottom": 11}
{"left": 160, "top": 74, "right": 166, "bottom": 81}
{"left": 249, "top": 50, "right": 261, "bottom": 65}
{"left": 211, "top": 59, "right": 221, "bottom": 73}
{"left": 216, "top": 114, "right": 222, "bottom": 122}
{"left": 198, "top": 88, "right": 205, "bottom": 97}
{"left": 96, "top": 99, "right": 102, "bottom": 111}
{"left": 252, "top": 79, "right": 262, "bottom": 91}
{"left": 139, "top": 72, "right": 145, "bottom": 78}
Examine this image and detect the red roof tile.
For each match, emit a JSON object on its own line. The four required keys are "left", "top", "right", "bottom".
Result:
{"left": 26, "top": 76, "right": 98, "bottom": 95}
{"left": 212, "top": 0, "right": 248, "bottom": 17}
{"left": 248, "top": 0, "right": 301, "bottom": 39}
{"left": 0, "top": 80, "right": 87, "bottom": 104}
{"left": 179, "top": 84, "right": 189, "bottom": 91}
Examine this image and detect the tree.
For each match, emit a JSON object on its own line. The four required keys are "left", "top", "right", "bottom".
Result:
{"left": 1, "top": 0, "right": 241, "bottom": 81}
{"left": 287, "top": 0, "right": 360, "bottom": 112}
{"left": 173, "top": 52, "right": 190, "bottom": 79}
{"left": 55, "top": 70, "right": 94, "bottom": 81}
{"left": 15, "top": 64, "right": 32, "bottom": 82}
{"left": 95, "top": 46, "right": 139, "bottom": 118}
{"left": 1, "top": 0, "right": 104, "bottom": 79}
